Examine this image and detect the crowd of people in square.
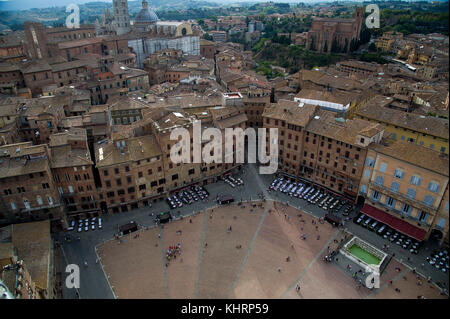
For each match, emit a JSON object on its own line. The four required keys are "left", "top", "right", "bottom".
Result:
{"left": 166, "top": 243, "right": 182, "bottom": 263}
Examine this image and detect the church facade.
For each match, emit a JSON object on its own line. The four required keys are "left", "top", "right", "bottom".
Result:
{"left": 306, "top": 7, "right": 364, "bottom": 54}
{"left": 95, "top": 0, "right": 200, "bottom": 68}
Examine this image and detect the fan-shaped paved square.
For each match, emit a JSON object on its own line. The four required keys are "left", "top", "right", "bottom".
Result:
{"left": 97, "top": 201, "right": 447, "bottom": 299}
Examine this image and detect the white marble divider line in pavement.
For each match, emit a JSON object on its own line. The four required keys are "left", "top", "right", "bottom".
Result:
{"left": 194, "top": 209, "right": 209, "bottom": 299}
{"left": 158, "top": 225, "right": 170, "bottom": 299}
{"left": 227, "top": 200, "right": 273, "bottom": 299}
{"left": 280, "top": 229, "right": 340, "bottom": 299}
{"left": 94, "top": 239, "right": 117, "bottom": 299}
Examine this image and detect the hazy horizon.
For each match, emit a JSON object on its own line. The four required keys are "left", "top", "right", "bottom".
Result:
{"left": 0, "top": 0, "right": 444, "bottom": 11}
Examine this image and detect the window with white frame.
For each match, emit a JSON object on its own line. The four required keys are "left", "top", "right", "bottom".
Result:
{"left": 375, "top": 175, "right": 384, "bottom": 186}
{"left": 371, "top": 190, "right": 380, "bottom": 200}
{"left": 365, "top": 157, "right": 375, "bottom": 167}
{"left": 423, "top": 195, "right": 434, "bottom": 207}
{"left": 410, "top": 175, "right": 421, "bottom": 186}
{"left": 402, "top": 203, "right": 411, "bottom": 214}
{"left": 406, "top": 188, "right": 416, "bottom": 199}
{"left": 391, "top": 181, "right": 400, "bottom": 192}
{"left": 386, "top": 196, "right": 395, "bottom": 207}
{"left": 393, "top": 169, "right": 404, "bottom": 179}
{"left": 418, "top": 210, "right": 428, "bottom": 222}
{"left": 427, "top": 181, "right": 440, "bottom": 193}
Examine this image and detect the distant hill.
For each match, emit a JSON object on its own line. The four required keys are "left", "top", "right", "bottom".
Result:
{"left": 0, "top": 0, "right": 224, "bottom": 11}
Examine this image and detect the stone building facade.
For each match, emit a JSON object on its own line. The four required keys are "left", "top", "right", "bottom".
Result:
{"left": 306, "top": 7, "right": 363, "bottom": 53}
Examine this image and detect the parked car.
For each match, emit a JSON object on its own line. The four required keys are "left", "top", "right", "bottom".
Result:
{"left": 355, "top": 214, "right": 365, "bottom": 224}
{"left": 377, "top": 224, "right": 387, "bottom": 235}
{"left": 369, "top": 220, "right": 379, "bottom": 231}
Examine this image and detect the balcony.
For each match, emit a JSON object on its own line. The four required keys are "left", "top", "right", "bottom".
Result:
{"left": 369, "top": 181, "right": 438, "bottom": 213}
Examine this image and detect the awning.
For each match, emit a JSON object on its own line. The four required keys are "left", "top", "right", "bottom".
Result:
{"left": 361, "top": 204, "right": 427, "bottom": 242}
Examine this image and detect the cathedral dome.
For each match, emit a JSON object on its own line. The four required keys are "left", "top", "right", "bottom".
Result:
{"left": 135, "top": 0, "right": 158, "bottom": 24}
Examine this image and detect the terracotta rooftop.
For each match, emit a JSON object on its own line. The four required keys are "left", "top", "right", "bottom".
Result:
{"left": 295, "top": 88, "right": 360, "bottom": 105}
{"left": 306, "top": 109, "right": 377, "bottom": 146}
{"left": 371, "top": 139, "right": 449, "bottom": 176}
{"left": 11, "top": 220, "right": 51, "bottom": 291}
{"left": 49, "top": 128, "right": 87, "bottom": 147}
{"left": 57, "top": 38, "right": 102, "bottom": 49}
{"left": 262, "top": 99, "right": 318, "bottom": 127}
{"left": 50, "top": 146, "right": 92, "bottom": 168}
{"left": 356, "top": 96, "right": 449, "bottom": 139}
{"left": 95, "top": 134, "right": 162, "bottom": 168}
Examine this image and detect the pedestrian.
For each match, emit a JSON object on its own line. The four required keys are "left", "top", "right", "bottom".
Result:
{"left": 189, "top": 219, "right": 192, "bottom": 223}
{"left": 205, "top": 242, "right": 207, "bottom": 248}
{"left": 277, "top": 267, "right": 282, "bottom": 272}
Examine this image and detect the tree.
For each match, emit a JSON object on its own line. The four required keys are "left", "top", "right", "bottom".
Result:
{"left": 368, "top": 42, "right": 377, "bottom": 52}
{"left": 331, "top": 37, "right": 339, "bottom": 53}
{"left": 359, "top": 25, "right": 372, "bottom": 45}
{"left": 203, "top": 33, "right": 213, "bottom": 41}
{"left": 349, "top": 38, "right": 358, "bottom": 52}
{"left": 309, "top": 36, "right": 315, "bottom": 51}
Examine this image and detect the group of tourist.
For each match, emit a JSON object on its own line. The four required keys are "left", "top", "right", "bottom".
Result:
{"left": 166, "top": 243, "right": 182, "bottom": 262}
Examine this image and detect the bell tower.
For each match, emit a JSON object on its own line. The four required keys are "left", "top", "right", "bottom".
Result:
{"left": 113, "top": 0, "right": 130, "bottom": 35}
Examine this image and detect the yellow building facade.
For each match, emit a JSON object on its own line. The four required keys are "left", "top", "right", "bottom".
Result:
{"left": 354, "top": 95, "right": 449, "bottom": 154}
{"left": 358, "top": 140, "right": 449, "bottom": 245}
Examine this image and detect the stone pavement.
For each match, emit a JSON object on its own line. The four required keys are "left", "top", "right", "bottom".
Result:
{"left": 55, "top": 163, "right": 448, "bottom": 299}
